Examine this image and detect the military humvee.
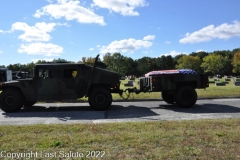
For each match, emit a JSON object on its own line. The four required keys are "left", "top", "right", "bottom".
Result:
{"left": 0, "top": 55, "right": 120, "bottom": 112}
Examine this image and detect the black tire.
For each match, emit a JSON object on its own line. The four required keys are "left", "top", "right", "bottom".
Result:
{"left": 0, "top": 89, "right": 24, "bottom": 112}
{"left": 175, "top": 86, "right": 197, "bottom": 108}
{"left": 88, "top": 87, "right": 112, "bottom": 111}
{"left": 161, "top": 91, "right": 175, "bottom": 104}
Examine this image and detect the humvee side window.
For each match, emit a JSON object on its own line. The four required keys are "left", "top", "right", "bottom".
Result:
{"left": 72, "top": 70, "right": 77, "bottom": 77}
{"left": 38, "top": 69, "right": 52, "bottom": 79}
{"left": 63, "top": 69, "right": 77, "bottom": 78}
{"left": 0, "top": 71, "right": 5, "bottom": 81}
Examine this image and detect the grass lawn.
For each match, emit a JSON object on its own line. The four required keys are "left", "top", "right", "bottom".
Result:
{"left": 0, "top": 119, "right": 240, "bottom": 159}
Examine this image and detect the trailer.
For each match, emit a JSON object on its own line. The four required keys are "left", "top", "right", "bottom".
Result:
{"left": 120, "top": 69, "right": 209, "bottom": 108}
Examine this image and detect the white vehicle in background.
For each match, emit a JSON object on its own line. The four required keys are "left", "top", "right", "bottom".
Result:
{"left": 0, "top": 68, "right": 12, "bottom": 84}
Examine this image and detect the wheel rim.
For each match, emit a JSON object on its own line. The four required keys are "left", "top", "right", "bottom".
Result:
{"left": 5, "top": 96, "right": 16, "bottom": 106}
{"left": 95, "top": 94, "right": 105, "bottom": 104}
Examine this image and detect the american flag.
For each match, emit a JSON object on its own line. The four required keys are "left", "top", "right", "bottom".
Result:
{"left": 145, "top": 69, "right": 196, "bottom": 77}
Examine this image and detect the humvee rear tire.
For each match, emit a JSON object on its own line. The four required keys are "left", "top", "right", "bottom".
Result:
{"left": 88, "top": 87, "right": 112, "bottom": 111}
{"left": 175, "top": 86, "right": 197, "bottom": 108}
{"left": 0, "top": 89, "right": 24, "bottom": 112}
{"left": 161, "top": 91, "right": 175, "bottom": 104}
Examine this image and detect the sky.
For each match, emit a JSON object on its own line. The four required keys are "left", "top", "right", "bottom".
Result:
{"left": 0, "top": 0, "right": 240, "bottom": 66}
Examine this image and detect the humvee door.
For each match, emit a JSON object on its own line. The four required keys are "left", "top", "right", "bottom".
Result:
{"left": 57, "top": 67, "right": 80, "bottom": 99}
{"left": 36, "top": 66, "right": 60, "bottom": 100}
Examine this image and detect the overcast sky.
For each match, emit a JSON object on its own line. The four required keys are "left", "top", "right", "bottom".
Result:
{"left": 0, "top": 0, "right": 240, "bottom": 66}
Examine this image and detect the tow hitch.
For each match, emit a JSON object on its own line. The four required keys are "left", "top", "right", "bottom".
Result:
{"left": 119, "top": 87, "right": 141, "bottom": 100}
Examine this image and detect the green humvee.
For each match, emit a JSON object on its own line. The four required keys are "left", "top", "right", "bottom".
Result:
{"left": 0, "top": 55, "right": 120, "bottom": 112}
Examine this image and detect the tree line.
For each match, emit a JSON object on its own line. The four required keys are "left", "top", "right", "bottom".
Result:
{"left": 1, "top": 48, "right": 240, "bottom": 77}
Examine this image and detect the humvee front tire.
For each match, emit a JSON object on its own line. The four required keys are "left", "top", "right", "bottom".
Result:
{"left": 161, "top": 91, "right": 175, "bottom": 104}
{"left": 0, "top": 89, "right": 24, "bottom": 112}
{"left": 88, "top": 87, "right": 112, "bottom": 110}
{"left": 175, "top": 86, "right": 197, "bottom": 108}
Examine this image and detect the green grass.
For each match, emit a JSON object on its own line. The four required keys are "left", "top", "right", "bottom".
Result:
{"left": 197, "top": 84, "right": 240, "bottom": 98}
{"left": 0, "top": 119, "right": 240, "bottom": 159}
{"left": 197, "top": 78, "right": 240, "bottom": 98}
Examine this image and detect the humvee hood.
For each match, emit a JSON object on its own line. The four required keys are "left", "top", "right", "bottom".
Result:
{"left": 0, "top": 78, "right": 34, "bottom": 88}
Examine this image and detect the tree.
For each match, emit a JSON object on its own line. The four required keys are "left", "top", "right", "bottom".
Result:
{"left": 52, "top": 58, "right": 71, "bottom": 63}
{"left": 103, "top": 53, "right": 114, "bottom": 71}
{"left": 164, "top": 55, "right": 175, "bottom": 69}
{"left": 232, "top": 48, "right": 240, "bottom": 54}
{"left": 112, "top": 53, "right": 130, "bottom": 76}
{"left": 35, "top": 60, "right": 47, "bottom": 64}
{"left": 7, "top": 63, "right": 21, "bottom": 71}
{"left": 189, "top": 51, "right": 208, "bottom": 60}
{"left": 26, "top": 62, "right": 36, "bottom": 75}
{"left": 7, "top": 64, "right": 13, "bottom": 70}
{"left": 155, "top": 55, "right": 175, "bottom": 70}
{"left": 103, "top": 52, "right": 135, "bottom": 76}
{"left": 176, "top": 55, "right": 202, "bottom": 73}
{"left": 128, "top": 60, "right": 139, "bottom": 76}
{"left": 212, "top": 50, "right": 232, "bottom": 57}
{"left": 232, "top": 52, "right": 240, "bottom": 73}
{"left": 136, "top": 57, "right": 153, "bottom": 76}
{"left": 123, "top": 56, "right": 135, "bottom": 76}
{"left": 81, "top": 57, "right": 96, "bottom": 66}
{"left": 211, "top": 50, "right": 234, "bottom": 74}
{"left": 201, "top": 54, "right": 230, "bottom": 75}
{"left": 173, "top": 54, "right": 186, "bottom": 66}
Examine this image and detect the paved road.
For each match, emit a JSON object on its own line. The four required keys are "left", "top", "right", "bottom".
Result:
{"left": 0, "top": 98, "right": 240, "bottom": 125}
